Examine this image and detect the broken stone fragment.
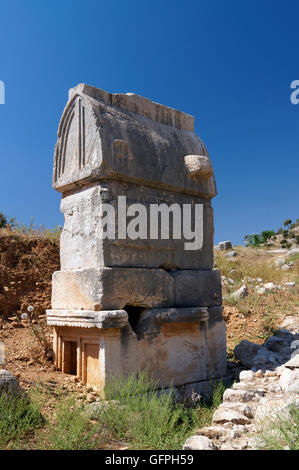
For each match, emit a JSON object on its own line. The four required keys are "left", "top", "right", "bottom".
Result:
{"left": 284, "top": 355, "right": 299, "bottom": 369}
{"left": 194, "top": 426, "right": 226, "bottom": 439}
{"left": 274, "top": 258, "right": 285, "bottom": 268}
{"left": 279, "top": 368, "right": 299, "bottom": 393}
{"left": 218, "top": 241, "right": 232, "bottom": 251}
{"left": 238, "top": 369, "right": 256, "bottom": 382}
{"left": 0, "top": 370, "right": 21, "bottom": 395}
{"left": 183, "top": 435, "right": 216, "bottom": 450}
{"left": 212, "top": 407, "right": 252, "bottom": 425}
{"left": 184, "top": 155, "right": 214, "bottom": 178}
{"left": 225, "top": 251, "right": 238, "bottom": 258}
{"left": 285, "top": 282, "right": 295, "bottom": 287}
{"left": 222, "top": 388, "right": 255, "bottom": 403}
{"left": 231, "top": 285, "right": 248, "bottom": 300}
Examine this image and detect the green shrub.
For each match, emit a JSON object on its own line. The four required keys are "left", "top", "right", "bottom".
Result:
{"left": 99, "top": 373, "right": 195, "bottom": 449}
{"left": 296, "top": 235, "right": 299, "bottom": 245}
{"left": 261, "top": 230, "right": 276, "bottom": 242}
{"left": 244, "top": 234, "right": 264, "bottom": 247}
{"left": 0, "top": 212, "right": 8, "bottom": 229}
{"left": 283, "top": 219, "right": 292, "bottom": 228}
{"left": 94, "top": 373, "right": 224, "bottom": 450}
{"left": 288, "top": 231, "right": 295, "bottom": 239}
{"left": 0, "top": 391, "right": 43, "bottom": 448}
{"left": 41, "top": 398, "right": 98, "bottom": 450}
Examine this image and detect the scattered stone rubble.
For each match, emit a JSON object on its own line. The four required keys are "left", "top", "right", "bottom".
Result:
{"left": 223, "top": 279, "right": 296, "bottom": 296}
{"left": 222, "top": 274, "right": 296, "bottom": 299}
{"left": 216, "top": 241, "right": 233, "bottom": 251}
{"left": 183, "top": 327, "right": 299, "bottom": 450}
{"left": 221, "top": 276, "right": 235, "bottom": 287}
{"left": 231, "top": 285, "right": 249, "bottom": 300}
{"left": 225, "top": 251, "right": 238, "bottom": 258}
{"left": 274, "top": 257, "right": 294, "bottom": 271}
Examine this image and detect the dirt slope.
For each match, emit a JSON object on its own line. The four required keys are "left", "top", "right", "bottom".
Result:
{"left": 0, "top": 230, "right": 59, "bottom": 318}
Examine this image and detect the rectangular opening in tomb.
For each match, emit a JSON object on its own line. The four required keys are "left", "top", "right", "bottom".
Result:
{"left": 63, "top": 340, "right": 77, "bottom": 375}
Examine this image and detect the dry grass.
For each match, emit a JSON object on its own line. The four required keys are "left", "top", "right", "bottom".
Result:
{"left": 215, "top": 246, "right": 298, "bottom": 284}
{"left": 217, "top": 247, "right": 299, "bottom": 349}
{"left": 1, "top": 221, "right": 61, "bottom": 244}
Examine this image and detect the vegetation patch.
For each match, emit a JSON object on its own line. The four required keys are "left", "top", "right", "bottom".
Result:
{"left": 256, "top": 404, "right": 299, "bottom": 450}
{"left": 0, "top": 391, "right": 44, "bottom": 448}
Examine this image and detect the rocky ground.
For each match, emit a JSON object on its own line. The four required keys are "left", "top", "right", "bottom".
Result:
{"left": 184, "top": 326, "right": 299, "bottom": 450}
{"left": 183, "top": 241, "right": 299, "bottom": 450}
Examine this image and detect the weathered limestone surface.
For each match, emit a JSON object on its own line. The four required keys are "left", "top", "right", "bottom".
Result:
{"left": 53, "top": 83, "right": 216, "bottom": 198}
{"left": 206, "top": 307, "right": 227, "bottom": 378}
{"left": 51, "top": 267, "right": 174, "bottom": 310}
{"left": 59, "top": 182, "right": 214, "bottom": 270}
{"left": 0, "top": 370, "right": 21, "bottom": 395}
{"left": 47, "top": 309, "right": 129, "bottom": 329}
{"left": 171, "top": 269, "right": 222, "bottom": 307}
{"left": 52, "top": 267, "right": 222, "bottom": 310}
{"left": 136, "top": 306, "right": 226, "bottom": 387}
{"left": 47, "top": 84, "right": 225, "bottom": 393}
{"left": 48, "top": 306, "right": 226, "bottom": 390}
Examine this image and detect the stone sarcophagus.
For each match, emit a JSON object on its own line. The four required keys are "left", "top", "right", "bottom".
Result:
{"left": 46, "top": 83, "right": 226, "bottom": 396}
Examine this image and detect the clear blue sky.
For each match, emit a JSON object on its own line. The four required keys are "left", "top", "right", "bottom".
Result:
{"left": 0, "top": 0, "right": 298, "bottom": 245}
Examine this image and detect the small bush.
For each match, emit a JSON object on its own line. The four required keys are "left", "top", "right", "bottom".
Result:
{"left": 98, "top": 373, "right": 196, "bottom": 450}
{"left": 244, "top": 234, "right": 264, "bottom": 247}
{"left": 0, "top": 391, "right": 43, "bottom": 448}
{"left": 41, "top": 398, "right": 98, "bottom": 450}
{"left": 94, "top": 373, "right": 224, "bottom": 450}
{"left": 261, "top": 230, "right": 276, "bottom": 242}
{"left": 262, "top": 312, "right": 278, "bottom": 338}
{"left": 283, "top": 219, "right": 292, "bottom": 228}
{"left": 0, "top": 212, "right": 8, "bottom": 229}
